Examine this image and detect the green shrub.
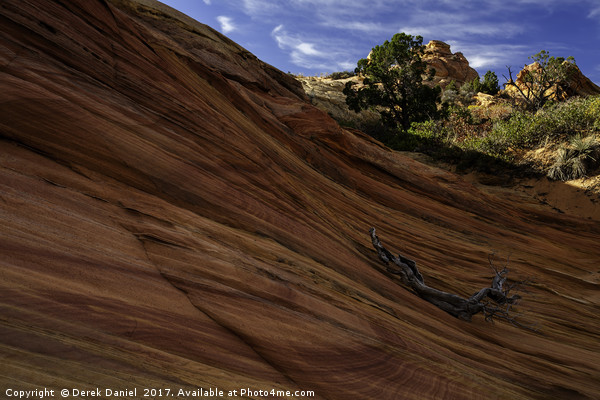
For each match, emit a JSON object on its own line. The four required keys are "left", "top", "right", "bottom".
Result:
{"left": 441, "top": 80, "right": 458, "bottom": 105}
{"left": 489, "top": 111, "right": 532, "bottom": 147}
{"left": 456, "top": 71, "right": 500, "bottom": 104}
{"left": 407, "top": 120, "right": 446, "bottom": 143}
{"left": 488, "top": 96, "right": 600, "bottom": 150}
{"left": 326, "top": 71, "right": 355, "bottom": 80}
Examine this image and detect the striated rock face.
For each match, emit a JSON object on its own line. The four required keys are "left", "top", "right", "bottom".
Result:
{"left": 1, "top": 1, "right": 600, "bottom": 400}
{"left": 422, "top": 40, "right": 479, "bottom": 88}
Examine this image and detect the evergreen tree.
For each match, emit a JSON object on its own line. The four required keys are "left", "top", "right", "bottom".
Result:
{"left": 481, "top": 71, "right": 500, "bottom": 95}
{"left": 343, "top": 33, "right": 441, "bottom": 131}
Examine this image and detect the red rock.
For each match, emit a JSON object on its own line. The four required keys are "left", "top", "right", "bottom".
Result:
{"left": 1, "top": 1, "right": 599, "bottom": 399}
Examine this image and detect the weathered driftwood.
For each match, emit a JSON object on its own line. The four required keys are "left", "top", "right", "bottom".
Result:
{"left": 369, "top": 228, "right": 522, "bottom": 322}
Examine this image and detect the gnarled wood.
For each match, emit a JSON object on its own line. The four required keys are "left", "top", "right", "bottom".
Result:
{"left": 370, "top": 228, "right": 522, "bottom": 322}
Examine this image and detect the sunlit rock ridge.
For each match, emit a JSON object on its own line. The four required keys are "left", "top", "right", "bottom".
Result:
{"left": 1, "top": 1, "right": 599, "bottom": 399}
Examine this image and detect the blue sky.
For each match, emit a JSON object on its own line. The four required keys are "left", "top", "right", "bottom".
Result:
{"left": 160, "top": 0, "right": 600, "bottom": 85}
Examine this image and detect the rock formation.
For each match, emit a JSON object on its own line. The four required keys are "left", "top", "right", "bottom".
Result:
{"left": 297, "top": 75, "right": 379, "bottom": 128}
{"left": 422, "top": 40, "right": 479, "bottom": 88}
{"left": 1, "top": 1, "right": 600, "bottom": 399}
{"left": 300, "top": 40, "right": 478, "bottom": 123}
{"left": 504, "top": 61, "right": 600, "bottom": 101}
{"left": 566, "top": 64, "right": 600, "bottom": 96}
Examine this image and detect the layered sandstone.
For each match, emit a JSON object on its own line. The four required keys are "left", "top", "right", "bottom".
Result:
{"left": 1, "top": 1, "right": 600, "bottom": 400}
{"left": 422, "top": 40, "right": 479, "bottom": 88}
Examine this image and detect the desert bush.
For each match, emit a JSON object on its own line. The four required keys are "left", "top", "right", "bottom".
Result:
{"left": 326, "top": 71, "right": 355, "bottom": 80}
{"left": 404, "top": 95, "right": 600, "bottom": 169}
{"left": 458, "top": 82, "right": 478, "bottom": 105}
{"left": 407, "top": 120, "right": 447, "bottom": 144}
{"left": 547, "top": 135, "right": 599, "bottom": 180}
{"left": 575, "top": 95, "right": 600, "bottom": 132}
{"left": 457, "top": 71, "right": 500, "bottom": 105}
{"left": 488, "top": 96, "right": 600, "bottom": 149}
{"left": 490, "top": 111, "right": 534, "bottom": 147}
{"left": 441, "top": 80, "right": 458, "bottom": 105}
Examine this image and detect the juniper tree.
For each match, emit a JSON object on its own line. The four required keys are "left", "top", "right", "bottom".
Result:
{"left": 343, "top": 33, "right": 441, "bottom": 132}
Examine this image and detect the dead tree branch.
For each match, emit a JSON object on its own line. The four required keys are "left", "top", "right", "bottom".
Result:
{"left": 370, "top": 228, "right": 526, "bottom": 323}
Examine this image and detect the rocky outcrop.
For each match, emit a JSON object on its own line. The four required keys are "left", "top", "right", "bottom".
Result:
{"left": 422, "top": 40, "right": 479, "bottom": 88}
{"left": 1, "top": 1, "right": 600, "bottom": 399}
{"left": 504, "top": 61, "right": 600, "bottom": 100}
{"left": 297, "top": 76, "right": 379, "bottom": 128}
{"left": 300, "top": 40, "right": 479, "bottom": 124}
{"left": 566, "top": 64, "right": 600, "bottom": 96}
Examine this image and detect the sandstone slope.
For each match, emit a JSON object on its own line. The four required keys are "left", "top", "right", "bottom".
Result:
{"left": 1, "top": 1, "right": 599, "bottom": 399}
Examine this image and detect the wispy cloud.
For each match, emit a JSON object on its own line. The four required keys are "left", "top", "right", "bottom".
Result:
{"left": 272, "top": 25, "right": 323, "bottom": 67}
{"left": 448, "top": 41, "right": 530, "bottom": 68}
{"left": 202, "top": 0, "right": 211, "bottom": 4}
{"left": 400, "top": 23, "right": 522, "bottom": 39}
{"left": 271, "top": 24, "right": 357, "bottom": 70}
{"left": 295, "top": 42, "right": 323, "bottom": 57}
{"left": 316, "top": 18, "right": 392, "bottom": 35}
{"left": 216, "top": 16, "right": 236, "bottom": 34}
{"left": 398, "top": 10, "right": 524, "bottom": 40}
{"left": 241, "top": 0, "right": 284, "bottom": 19}
{"left": 199, "top": 0, "right": 599, "bottom": 77}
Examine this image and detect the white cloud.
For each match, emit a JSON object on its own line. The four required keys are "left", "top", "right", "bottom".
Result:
{"left": 296, "top": 43, "right": 324, "bottom": 57}
{"left": 272, "top": 25, "right": 322, "bottom": 61}
{"left": 446, "top": 41, "right": 531, "bottom": 74}
{"left": 317, "top": 19, "right": 392, "bottom": 35}
{"left": 203, "top": 0, "right": 211, "bottom": 4}
{"left": 204, "top": 0, "right": 599, "bottom": 75}
{"left": 272, "top": 25, "right": 294, "bottom": 49}
{"left": 241, "top": 0, "right": 283, "bottom": 18}
{"left": 337, "top": 60, "right": 357, "bottom": 71}
{"left": 272, "top": 25, "right": 321, "bottom": 56}
{"left": 468, "top": 55, "right": 505, "bottom": 69}
{"left": 271, "top": 24, "right": 357, "bottom": 71}
{"left": 216, "top": 16, "right": 236, "bottom": 34}
{"left": 398, "top": 9, "right": 525, "bottom": 40}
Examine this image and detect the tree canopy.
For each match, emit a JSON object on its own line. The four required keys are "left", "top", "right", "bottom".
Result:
{"left": 343, "top": 33, "right": 441, "bottom": 131}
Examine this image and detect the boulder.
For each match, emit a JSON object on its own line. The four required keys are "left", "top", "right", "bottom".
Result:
{"left": 565, "top": 64, "right": 600, "bottom": 97}
{"left": 422, "top": 40, "right": 479, "bottom": 88}
{"left": 473, "top": 92, "right": 497, "bottom": 107}
{"left": 297, "top": 76, "right": 379, "bottom": 127}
